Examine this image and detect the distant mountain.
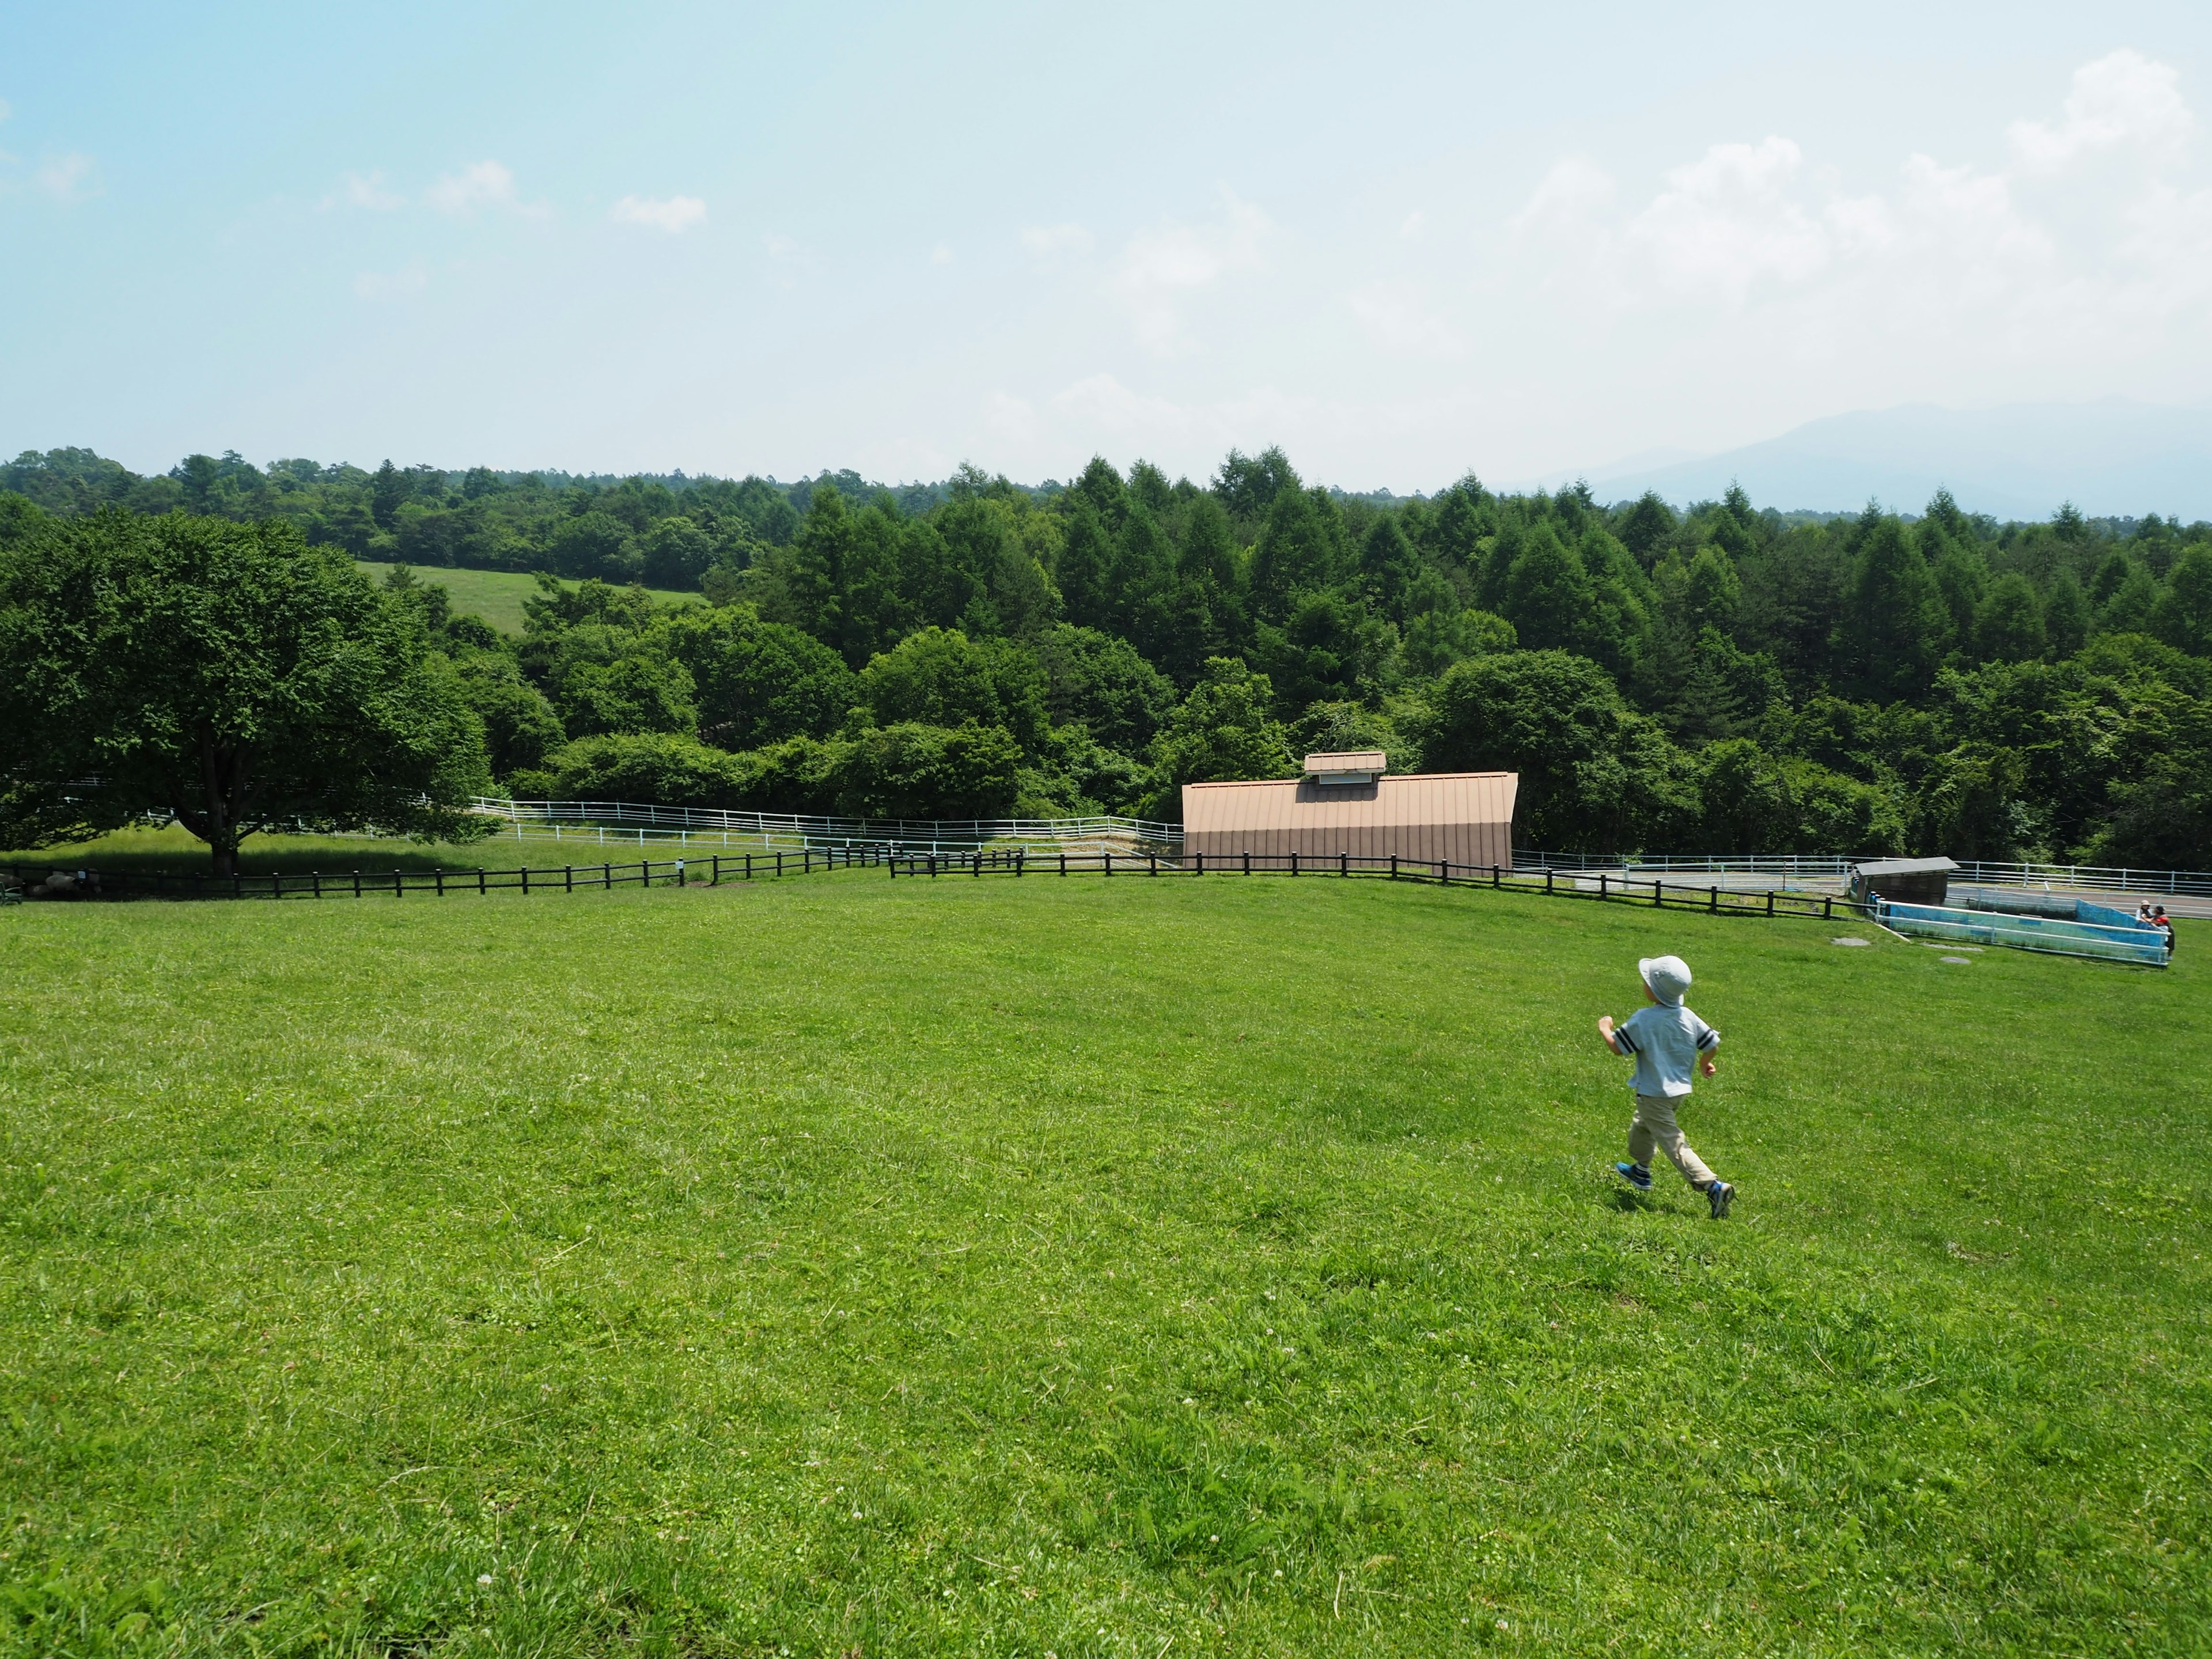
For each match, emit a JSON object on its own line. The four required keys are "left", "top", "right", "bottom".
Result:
{"left": 1567, "top": 400, "right": 2212, "bottom": 522}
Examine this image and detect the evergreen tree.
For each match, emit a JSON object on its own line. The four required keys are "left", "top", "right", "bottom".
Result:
{"left": 1836, "top": 515, "right": 1946, "bottom": 700}
{"left": 1247, "top": 486, "right": 1347, "bottom": 625}
{"left": 1357, "top": 513, "right": 1423, "bottom": 622}
{"left": 1614, "top": 490, "right": 1677, "bottom": 567}
{"left": 1498, "top": 522, "right": 1593, "bottom": 653}
{"left": 2152, "top": 545, "right": 2212, "bottom": 656}
{"left": 1975, "top": 571, "right": 2046, "bottom": 663}
{"left": 2042, "top": 567, "right": 2090, "bottom": 659}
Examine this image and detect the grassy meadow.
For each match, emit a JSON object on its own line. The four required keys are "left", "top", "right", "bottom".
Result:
{"left": 0, "top": 873, "right": 2205, "bottom": 1656}
{"left": 350, "top": 562, "right": 700, "bottom": 635}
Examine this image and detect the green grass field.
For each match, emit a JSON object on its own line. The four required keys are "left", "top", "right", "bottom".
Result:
{"left": 351, "top": 562, "right": 700, "bottom": 635}
{"left": 2, "top": 875, "right": 2206, "bottom": 1656}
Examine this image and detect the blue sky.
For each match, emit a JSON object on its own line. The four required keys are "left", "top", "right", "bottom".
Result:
{"left": 4, "top": 2, "right": 2210, "bottom": 491}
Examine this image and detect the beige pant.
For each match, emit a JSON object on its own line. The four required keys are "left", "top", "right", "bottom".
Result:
{"left": 1628, "top": 1093, "right": 1716, "bottom": 1188}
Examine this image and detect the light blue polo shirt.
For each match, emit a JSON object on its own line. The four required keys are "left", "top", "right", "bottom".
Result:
{"left": 1613, "top": 1003, "right": 1719, "bottom": 1099}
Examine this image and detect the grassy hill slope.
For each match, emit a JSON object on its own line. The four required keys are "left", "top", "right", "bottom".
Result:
{"left": 1, "top": 876, "right": 2204, "bottom": 1656}
{"left": 351, "top": 560, "right": 700, "bottom": 634}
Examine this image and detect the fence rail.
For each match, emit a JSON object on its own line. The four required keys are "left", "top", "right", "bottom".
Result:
{"left": 468, "top": 797, "right": 1181, "bottom": 857}
{"left": 2, "top": 847, "right": 880, "bottom": 902}
{"left": 885, "top": 843, "right": 1873, "bottom": 921}
{"left": 0, "top": 843, "right": 2175, "bottom": 967}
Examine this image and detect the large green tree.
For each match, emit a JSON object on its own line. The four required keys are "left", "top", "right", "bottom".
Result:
{"left": 0, "top": 507, "right": 490, "bottom": 873}
{"left": 1412, "top": 650, "right": 1692, "bottom": 854}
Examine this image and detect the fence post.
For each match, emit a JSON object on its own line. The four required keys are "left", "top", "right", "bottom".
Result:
{"left": 643, "top": 861, "right": 652, "bottom": 888}
{"left": 602, "top": 863, "right": 611, "bottom": 889}
{"left": 1545, "top": 869, "right": 1553, "bottom": 896}
{"left": 1710, "top": 884, "right": 1718, "bottom": 914}
{"left": 271, "top": 872, "right": 282, "bottom": 900}
{"left": 478, "top": 868, "right": 486, "bottom": 895}
{"left": 1196, "top": 851, "right": 1205, "bottom": 874}
{"left": 435, "top": 870, "right": 444, "bottom": 897}
{"left": 1105, "top": 850, "right": 1113, "bottom": 877}
{"left": 1390, "top": 854, "right": 1398, "bottom": 880}
{"left": 1598, "top": 873, "right": 1607, "bottom": 901}
{"left": 712, "top": 855, "right": 720, "bottom": 886}
{"left": 353, "top": 870, "right": 361, "bottom": 898}
{"left": 233, "top": 873, "right": 243, "bottom": 899}
{"left": 1340, "top": 851, "right": 1348, "bottom": 877}
{"left": 312, "top": 871, "right": 320, "bottom": 899}
{"left": 1439, "top": 860, "right": 1446, "bottom": 885}
{"left": 1492, "top": 863, "right": 1501, "bottom": 890}
{"left": 777, "top": 852, "right": 784, "bottom": 879}
{"left": 1766, "top": 889, "right": 1774, "bottom": 918}
{"left": 1823, "top": 895, "right": 1833, "bottom": 919}
{"left": 1243, "top": 850, "right": 1251, "bottom": 876}
{"left": 745, "top": 853, "right": 752, "bottom": 881}
{"left": 1149, "top": 854, "right": 1157, "bottom": 876}
{"left": 522, "top": 866, "right": 530, "bottom": 895}
{"left": 1017, "top": 849, "right": 1025, "bottom": 877}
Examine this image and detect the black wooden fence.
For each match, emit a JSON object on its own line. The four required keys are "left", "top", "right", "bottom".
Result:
{"left": 2, "top": 846, "right": 882, "bottom": 902}
{"left": 6, "top": 842, "right": 1865, "bottom": 927}
{"left": 884, "top": 846, "right": 1867, "bottom": 923}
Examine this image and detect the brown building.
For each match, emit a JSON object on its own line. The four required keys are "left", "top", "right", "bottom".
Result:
{"left": 1181, "top": 755, "right": 1517, "bottom": 869}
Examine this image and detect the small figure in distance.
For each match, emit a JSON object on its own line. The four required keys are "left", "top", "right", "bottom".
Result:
{"left": 1598, "top": 955, "right": 1734, "bottom": 1219}
{"left": 2138, "top": 901, "right": 2157, "bottom": 927}
{"left": 2154, "top": 905, "right": 2175, "bottom": 959}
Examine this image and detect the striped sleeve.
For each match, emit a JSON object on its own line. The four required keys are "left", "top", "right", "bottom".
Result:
{"left": 1613, "top": 1018, "right": 1639, "bottom": 1054}
{"left": 1695, "top": 1018, "right": 1720, "bottom": 1050}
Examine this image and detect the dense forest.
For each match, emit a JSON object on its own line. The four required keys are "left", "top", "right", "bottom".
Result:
{"left": 5, "top": 442, "right": 2211, "bottom": 864}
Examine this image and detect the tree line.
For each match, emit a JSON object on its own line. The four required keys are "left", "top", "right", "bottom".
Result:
{"left": 3, "top": 443, "right": 2210, "bottom": 870}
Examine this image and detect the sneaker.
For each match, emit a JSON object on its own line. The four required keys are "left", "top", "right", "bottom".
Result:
{"left": 1614, "top": 1161, "right": 1653, "bottom": 1191}
{"left": 1707, "top": 1180, "right": 1734, "bottom": 1220}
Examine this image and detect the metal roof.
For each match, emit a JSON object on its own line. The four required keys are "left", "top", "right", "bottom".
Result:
{"left": 1853, "top": 857, "right": 1960, "bottom": 876}
{"left": 1182, "top": 771, "right": 1517, "bottom": 868}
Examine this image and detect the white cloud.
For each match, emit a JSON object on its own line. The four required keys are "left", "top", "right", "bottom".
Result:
{"left": 1627, "top": 137, "right": 1831, "bottom": 304}
{"left": 1020, "top": 222, "right": 1093, "bottom": 261}
{"left": 930, "top": 241, "right": 953, "bottom": 266}
{"left": 1109, "top": 190, "right": 1270, "bottom": 355}
{"left": 426, "top": 160, "right": 518, "bottom": 217}
{"left": 323, "top": 169, "right": 405, "bottom": 211}
{"left": 35, "top": 152, "right": 98, "bottom": 204}
{"left": 2009, "top": 49, "right": 2192, "bottom": 172}
{"left": 1512, "top": 54, "right": 2203, "bottom": 320}
{"left": 354, "top": 260, "right": 429, "bottom": 301}
{"left": 1510, "top": 157, "right": 1615, "bottom": 238}
{"left": 1347, "top": 280, "right": 1465, "bottom": 357}
{"left": 764, "top": 232, "right": 805, "bottom": 262}
{"left": 0, "top": 98, "right": 11, "bottom": 123}
{"left": 1399, "top": 211, "right": 1426, "bottom": 240}
{"left": 611, "top": 194, "right": 706, "bottom": 233}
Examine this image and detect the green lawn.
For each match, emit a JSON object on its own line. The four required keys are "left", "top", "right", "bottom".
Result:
{"left": 1, "top": 876, "right": 2205, "bottom": 1656}
{"left": 351, "top": 562, "right": 700, "bottom": 635}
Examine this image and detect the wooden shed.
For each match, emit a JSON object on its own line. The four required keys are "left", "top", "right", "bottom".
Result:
{"left": 1849, "top": 855, "right": 1957, "bottom": 907}
{"left": 1181, "top": 760, "right": 1517, "bottom": 869}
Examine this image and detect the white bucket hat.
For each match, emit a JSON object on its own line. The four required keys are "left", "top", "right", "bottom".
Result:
{"left": 1639, "top": 955, "right": 1692, "bottom": 1006}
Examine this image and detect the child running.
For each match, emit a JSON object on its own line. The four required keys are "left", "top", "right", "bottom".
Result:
{"left": 1597, "top": 954, "right": 1735, "bottom": 1219}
